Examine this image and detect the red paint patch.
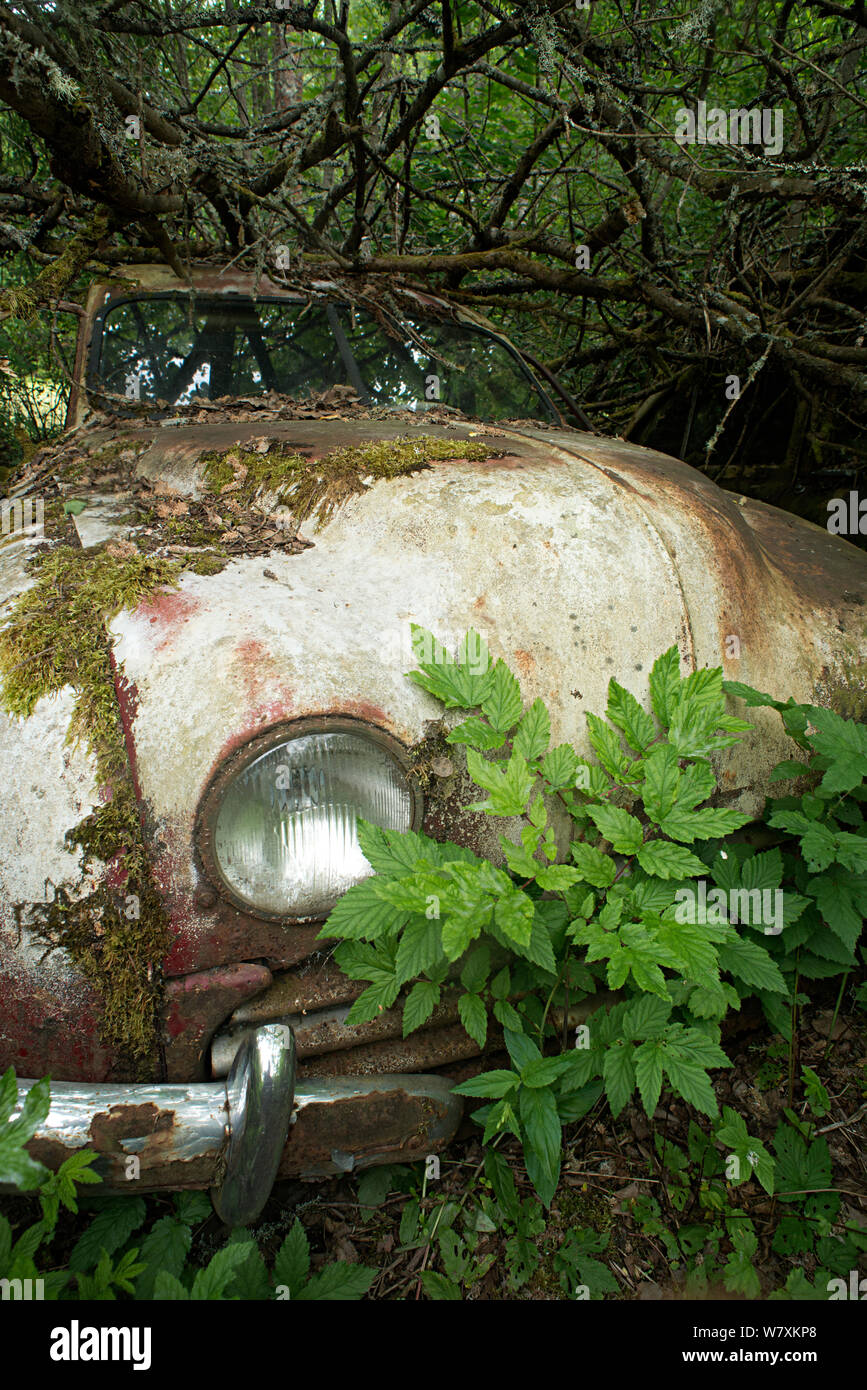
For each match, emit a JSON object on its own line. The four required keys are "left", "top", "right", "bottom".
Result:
{"left": 138, "top": 588, "right": 200, "bottom": 628}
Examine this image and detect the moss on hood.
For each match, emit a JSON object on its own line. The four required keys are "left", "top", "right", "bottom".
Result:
{"left": 0, "top": 545, "right": 181, "bottom": 1067}
{"left": 202, "top": 433, "right": 492, "bottom": 529}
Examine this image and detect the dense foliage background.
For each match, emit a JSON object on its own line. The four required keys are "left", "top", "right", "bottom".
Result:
{"left": 0, "top": 0, "right": 865, "bottom": 512}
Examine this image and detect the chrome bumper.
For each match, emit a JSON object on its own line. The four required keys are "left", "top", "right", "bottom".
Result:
{"left": 6, "top": 1025, "right": 463, "bottom": 1224}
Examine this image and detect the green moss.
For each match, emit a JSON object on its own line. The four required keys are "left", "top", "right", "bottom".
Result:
{"left": 187, "top": 553, "right": 227, "bottom": 576}
{"left": 164, "top": 515, "right": 226, "bottom": 547}
{"left": 0, "top": 545, "right": 181, "bottom": 1066}
{"left": 201, "top": 435, "right": 492, "bottom": 530}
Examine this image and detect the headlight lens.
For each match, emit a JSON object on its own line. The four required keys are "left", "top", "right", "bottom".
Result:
{"left": 209, "top": 724, "right": 415, "bottom": 919}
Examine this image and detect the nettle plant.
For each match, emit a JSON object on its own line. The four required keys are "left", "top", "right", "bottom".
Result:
{"left": 321, "top": 629, "right": 804, "bottom": 1204}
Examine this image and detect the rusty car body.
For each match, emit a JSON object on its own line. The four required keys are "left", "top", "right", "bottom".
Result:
{"left": 1, "top": 264, "right": 865, "bottom": 1222}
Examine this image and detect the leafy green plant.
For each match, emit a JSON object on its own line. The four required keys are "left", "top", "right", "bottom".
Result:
{"left": 721, "top": 683, "right": 867, "bottom": 1006}
{"left": 322, "top": 629, "right": 797, "bottom": 1203}
{"left": 554, "top": 1225, "right": 620, "bottom": 1299}
{"left": 0, "top": 1068, "right": 52, "bottom": 1190}
{"left": 0, "top": 1067, "right": 104, "bottom": 1299}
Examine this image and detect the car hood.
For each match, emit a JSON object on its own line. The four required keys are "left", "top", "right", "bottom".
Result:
{"left": 2, "top": 413, "right": 866, "bottom": 1079}
{"left": 101, "top": 418, "right": 867, "bottom": 963}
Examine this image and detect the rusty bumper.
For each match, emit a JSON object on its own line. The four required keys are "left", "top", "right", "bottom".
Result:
{"left": 5, "top": 1025, "right": 463, "bottom": 1222}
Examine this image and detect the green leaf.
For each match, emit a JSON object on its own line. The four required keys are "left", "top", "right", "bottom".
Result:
{"left": 402, "top": 980, "right": 441, "bottom": 1035}
{"left": 173, "top": 1191, "right": 212, "bottom": 1226}
{"left": 676, "top": 666, "right": 724, "bottom": 719}
{"left": 802, "top": 705, "right": 867, "bottom": 794}
{"left": 227, "top": 1240, "right": 271, "bottom": 1301}
{"left": 453, "top": 1070, "right": 518, "bottom": 1100}
{"left": 523, "top": 912, "right": 557, "bottom": 974}
{"left": 408, "top": 625, "right": 493, "bottom": 709}
{"left": 809, "top": 872, "right": 865, "bottom": 953}
{"left": 634, "top": 1039, "right": 664, "bottom": 1116}
{"left": 519, "top": 1085, "right": 562, "bottom": 1206}
{"left": 273, "top": 1221, "right": 309, "bottom": 1297}
{"left": 356, "top": 821, "right": 425, "bottom": 877}
{"left": 636, "top": 840, "right": 705, "bottom": 879}
{"left": 396, "top": 917, "right": 443, "bottom": 985}
{"left": 623, "top": 994, "right": 673, "bottom": 1039}
{"left": 481, "top": 659, "right": 524, "bottom": 733}
{"left": 513, "top": 698, "right": 550, "bottom": 760}
{"left": 606, "top": 679, "right": 655, "bottom": 753}
{"left": 602, "top": 1042, "right": 636, "bottom": 1116}
{"left": 68, "top": 1197, "right": 147, "bottom": 1272}
{"left": 344, "top": 978, "right": 401, "bottom": 1025}
{"left": 677, "top": 760, "right": 717, "bottom": 809}
{"left": 480, "top": 1098, "right": 521, "bottom": 1145}
{"left": 458, "top": 992, "right": 488, "bottom": 1047}
{"left": 521, "top": 1055, "right": 573, "bottom": 1089}
{"left": 191, "top": 1241, "right": 256, "bottom": 1300}
{"left": 297, "top": 1262, "right": 376, "bottom": 1301}
{"left": 493, "top": 998, "right": 523, "bottom": 1030}
{"left": 420, "top": 1270, "right": 462, "bottom": 1300}
{"left": 715, "top": 1107, "right": 775, "bottom": 1195}
{"left": 460, "top": 945, "right": 491, "bottom": 993}
{"left": 649, "top": 646, "right": 682, "bottom": 725}
{"left": 445, "top": 717, "right": 506, "bottom": 751}
{"left": 774, "top": 1122, "right": 832, "bottom": 1198}
{"left": 717, "top": 933, "right": 787, "bottom": 993}
{"left": 490, "top": 966, "right": 511, "bottom": 1000}
{"left": 0, "top": 1073, "right": 50, "bottom": 1190}
{"left": 721, "top": 680, "right": 781, "bottom": 710}
{"left": 541, "top": 744, "right": 580, "bottom": 790}
{"left": 642, "top": 744, "right": 680, "bottom": 822}
{"left": 494, "top": 886, "right": 534, "bottom": 949}
{"left": 586, "top": 712, "right": 630, "bottom": 779}
{"left": 151, "top": 1269, "right": 190, "bottom": 1300}
{"left": 570, "top": 841, "right": 617, "bottom": 888}
{"left": 769, "top": 759, "right": 813, "bottom": 782}
{"left": 322, "top": 878, "right": 407, "bottom": 941}
{"left": 661, "top": 1050, "right": 719, "bottom": 1118}
{"left": 504, "top": 1027, "right": 541, "bottom": 1072}
{"left": 534, "top": 863, "right": 582, "bottom": 891}
{"left": 466, "top": 747, "right": 534, "bottom": 816}
{"left": 587, "top": 804, "right": 644, "bottom": 854}
{"left": 135, "top": 1217, "right": 192, "bottom": 1300}
{"left": 658, "top": 806, "right": 749, "bottom": 842}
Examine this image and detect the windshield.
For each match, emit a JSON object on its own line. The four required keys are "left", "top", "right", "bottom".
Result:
{"left": 91, "top": 294, "right": 554, "bottom": 422}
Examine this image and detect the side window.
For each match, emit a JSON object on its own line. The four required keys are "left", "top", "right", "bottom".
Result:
{"left": 0, "top": 307, "right": 77, "bottom": 477}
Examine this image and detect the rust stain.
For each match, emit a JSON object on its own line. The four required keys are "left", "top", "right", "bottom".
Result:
{"left": 276, "top": 1088, "right": 457, "bottom": 1177}
{"left": 89, "top": 1101, "right": 174, "bottom": 1152}
{"left": 163, "top": 961, "right": 271, "bottom": 1079}
{"left": 513, "top": 649, "right": 535, "bottom": 679}
{"left": 334, "top": 697, "right": 395, "bottom": 730}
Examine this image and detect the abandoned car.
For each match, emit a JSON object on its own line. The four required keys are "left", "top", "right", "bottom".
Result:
{"left": 1, "top": 264, "right": 865, "bottom": 1223}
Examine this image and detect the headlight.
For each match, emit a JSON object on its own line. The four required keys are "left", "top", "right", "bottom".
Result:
{"left": 197, "top": 719, "right": 419, "bottom": 920}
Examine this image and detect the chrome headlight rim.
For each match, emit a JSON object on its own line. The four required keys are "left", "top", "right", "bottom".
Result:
{"left": 195, "top": 715, "right": 423, "bottom": 924}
